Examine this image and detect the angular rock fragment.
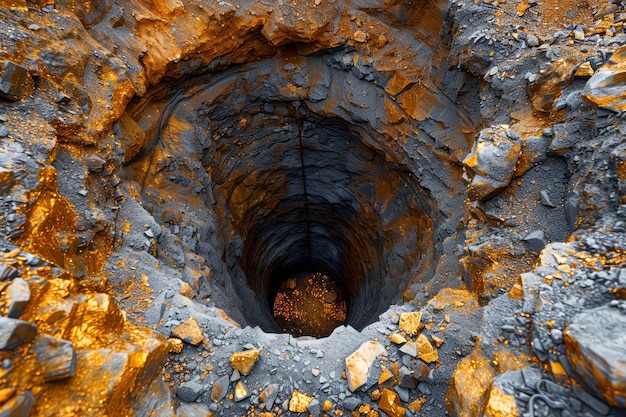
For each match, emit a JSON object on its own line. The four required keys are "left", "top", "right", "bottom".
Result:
{"left": 211, "top": 375, "right": 229, "bottom": 402}
{"left": 0, "top": 61, "right": 33, "bottom": 102}
{"left": 399, "top": 339, "right": 418, "bottom": 357}
{"left": 307, "top": 398, "right": 321, "bottom": 417}
{"left": 0, "top": 169, "right": 16, "bottom": 195}
{"left": 523, "top": 230, "right": 547, "bottom": 253}
{"left": 229, "top": 348, "right": 260, "bottom": 376}
{"left": 289, "top": 391, "right": 313, "bottom": 413}
{"left": 581, "top": 45, "right": 626, "bottom": 111}
{"left": 176, "top": 380, "right": 204, "bottom": 402}
{"left": 259, "top": 383, "right": 279, "bottom": 410}
{"left": 234, "top": 381, "right": 250, "bottom": 402}
{"left": 564, "top": 305, "right": 626, "bottom": 407}
{"left": 378, "top": 388, "right": 406, "bottom": 417}
{"left": 482, "top": 372, "right": 521, "bottom": 417}
{"left": 5, "top": 277, "right": 30, "bottom": 319}
{"left": 176, "top": 403, "right": 211, "bottom": 417}
{"left": 416, "top": 334, "right": 438, "bottom": 363}
{"left": 0, "top": 390, "right": 34, "bottom": 416}
{"left": 345, "top": 340, "right": 387, "bottom": 392}
{"left": 462, "top": 126, "right": 522, "bottom": 201}
{"left": 398, "top": 312, "right": 422, "bottom": 335}
{"left": 540, "top": 190, "right": 556, "bottom": 208}
{"left": 0, "top": 316, "right": 37, "bottom": 350}
{"left": 32, "top": 334, "right": 76, "bottom": 381}
{"left": 171, "top": 317, "right": 203, "bottom": 346}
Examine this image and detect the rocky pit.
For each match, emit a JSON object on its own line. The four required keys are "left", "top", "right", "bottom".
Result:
{"left": 0, "top": 0, "right": 626, "bottom": 416}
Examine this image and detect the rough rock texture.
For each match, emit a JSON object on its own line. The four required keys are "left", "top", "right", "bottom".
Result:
{"left": 565, "top": 305, "right": 626, "bottom": 407}
{"left": 1, "top": 0, "right": 626, "bottom": 416}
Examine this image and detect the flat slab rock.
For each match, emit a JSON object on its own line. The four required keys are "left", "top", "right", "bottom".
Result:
{"left": 564, "top": 304, "right": 626, "bottom": 407}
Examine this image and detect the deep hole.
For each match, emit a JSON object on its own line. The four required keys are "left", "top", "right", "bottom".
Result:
{"left": 128, "top": 54, "right": 441, "bottom": 338}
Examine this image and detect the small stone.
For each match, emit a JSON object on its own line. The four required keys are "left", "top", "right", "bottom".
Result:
{"left": 5, "top": 277, "right": 30, "bottom": 319}
{"left": 211, "top": 375, "right": 229, "bottom": 402}
{"left": 0, "top": 125, "right": 8, "bottom": 137}
{"left": 378, "top": 389, "right": 406, "bottom": 417}
{"left": 389, "top": 333, "right": 407, "bottom": 345}
{"left": 289, "top": 391, "right": 313, "bottom": 413}
{"left": 77, "top": 189, "right": 88, "bottom": 196}
{"left": 307, "top": 398, "right": 321, "bottom": 417}
{"left": 0, "top": 61, "right": 32, "bottom": 102}
{"left": 354, "top": 30, "right": 367, "bottom": 43}
{"left": 234, "top": 381, "right": 250, "bottom": 402}
{"left": 31, "top": 334, "right": 76, "bottom": 381}
{"left": 410, "top": 359, "right": 431, "bottom": 382}
{"left": 229, "top": 349, "right": 260, "bottom": 376}
{"left": 431, "top": 335, "right": 444, "bottom": 347}
{"left": 398, "top": 366, "right": 416, "bottom": 389}
{"left": 230, "top": 369, "right": 240, "bottom": 382}
{"left": 416, "top": 334, "right": 438, "bottom": 363}
{"left": 345, "top": 341, "right": 387, "bottom": 391}
{"left": 323, "top": 399, "right": 333, "bottom": 411}
{"left": 573, "top": 27, "right": 585, "bottom": 40}
{"left": 575, "top": 61, "right": 595, "bottom": 77}
{"left": 378, "top": 365, "right": 394, "bottom": 385}
{"left": 179, "top": 283, "right": 195, "bottom": 298}
{"left": 176, "top": 380, "right": 204, "bottom": 403}
{"left": 399, "top": 340, "right": 418, "bottom": 357}
{"left": 260, "top": 384, "right": 279, "bottom": 409}
{"left": 171, "top": 317, "right": 203, "bottom": 345}
{"left": 167, "top": 338, "right": 183, "bottom": 353}
{"left": 0, "top": 390, "right": 34, "bottom": 416}
{"left": 398, "top": 312, "right": 422, "bottom": 335}
{"left": 540, "top": 190, "right": 556, "bottom": 208}
{"left": 311, "top": 368, "right": 320, "bottom": 377}
{"left": 526, "top": 34, "right": 539, "bottom": 47}
{"left": 0, "top": 317, "right": 37, "bottom": 350}
{"left": 523, "top": 230, "right": 547, "bottom": 253}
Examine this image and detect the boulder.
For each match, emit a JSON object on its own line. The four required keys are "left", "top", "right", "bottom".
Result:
{"left": 463, "top": 126, "right": 522, "bottom": 201}
{"left": 581, "top": 45, "right": 626, "bottom": 112}
{"left": 564, "top": 304, "right": 626, "bottom": 407}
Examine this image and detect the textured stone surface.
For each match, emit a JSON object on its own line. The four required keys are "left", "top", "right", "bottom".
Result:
{"left": 31, "top": 334, "right": 76, "bottom": 381}
{"left": 565, "top": 305, "right": 626, "bottom": 407}
{"left": 463, "top": 126, "right": 522, "bottom": 201}
{"left": 229, "top": 349, "right": 260, "bottom": 376}
{"left": 0, "top": 317, "right": 36, "bottom": 350}
{"left": 345, "top": 341, "right": 387, "bottom": 392}
{"left": 171, "top": 317, "right": 204, "bottom": 346}
{"left": 582, "top": 46, "right": 626, "bottom": 111}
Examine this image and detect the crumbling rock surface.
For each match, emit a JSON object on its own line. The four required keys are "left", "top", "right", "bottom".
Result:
{"left": 1, "top": 0, "right": 626, "bottom": 416}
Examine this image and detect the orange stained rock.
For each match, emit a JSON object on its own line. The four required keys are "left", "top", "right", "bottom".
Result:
{"left": 447, "top": 350, "right": 497, "bottom": 417}
{"left": 229, "top": 349, "right": 261, "bottom": 376}
{"left": 482, "top": 386, "right": 519, "bottom": 417}
{"left": 324, "top": 399, "right": 333, "bottom": 411}
{"left": 398, "top": 312, "right": 422, "bottom": 336}
{"left": 378, "top": 366, "right": 394, "bottom": 385}
{"left": 416, "top": 334, "right": 438, "bottom": 364}
{"left": 378, "top": 389, "right": 406, "bottom": 417}
{"left": 345, "top": 341, "right": 387, "bottom": 392}
{"left": 407, "top": 397, "right": 426, "bottom": 412}
{"left": 288, "top": 391, "right": 313, "bottom": 413}
{"left": 171, "top": 317, "right": 204, "bottom": 346}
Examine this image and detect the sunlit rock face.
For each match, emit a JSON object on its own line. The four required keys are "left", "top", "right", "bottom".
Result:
{"left": 2, "top": 0, "right": 626, "bottom": 416}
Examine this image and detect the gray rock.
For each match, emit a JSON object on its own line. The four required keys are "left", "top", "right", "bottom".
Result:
{"left": 0, "top": 390, "right": 34, "bottom": 416}
{"left": 307, "top": 398, "right": 321, "bottom": 417}
{"left": 0, "top": 61, "right": 32, "bottom": 102}
{"left": 398, "top": 366, "right": 416, "bottom": 388}
{"left": 176, "top": 380, "right": 204, "bottom": 403}
{"left": 462, "top": 126, "right": 522, "bottom": 201}
{"left": 0, "top": 317, "right": 37, "bottom": 350}
{"left": 211, "top": 375, "right": 229, "bottom": 402}
{"left": 176, "top": 402, "right": 211, "bottom": 417}
{"left": 524, "top": 230, "right": 547, "bottom": 253}
{"left": 260, "top": 383, "right": 279, "bottom": 410}
{"left": 31, "top": 334, "right": 76, "bottom": 381}
{"left": 565, "top": 305, "right": 626, "bottom": 407}
{"left": 5, "top": 278, "right": 30, "bottom": 319}
{"left": 342, "top": 396, "right": 360, "bottom": 411}
{"left": 540, "top": 190, "right": 556, "bottom": 208}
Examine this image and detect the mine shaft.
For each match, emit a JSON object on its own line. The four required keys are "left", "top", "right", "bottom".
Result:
{"left": 0, "top": 0, "right": 625, "bottom": 416}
